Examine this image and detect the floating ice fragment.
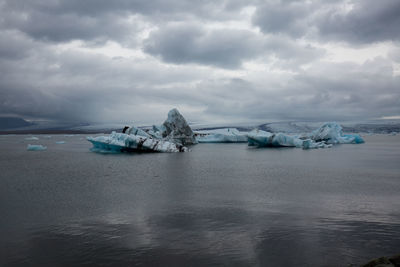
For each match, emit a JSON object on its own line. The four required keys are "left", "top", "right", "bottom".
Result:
{"left": 27, "top": 144, "right": 47, "bottom": 151}
{"left": 196, "top": 128, "right": 248, "bottom": 143}
{"left": 25, "top": 136, "right": 39, "bottom": 140}
{"left": 55, "top": 141, "right": 66, "bottom": 144}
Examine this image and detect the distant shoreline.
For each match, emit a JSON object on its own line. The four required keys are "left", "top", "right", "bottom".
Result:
{"left": 0, "top": 129, "right": 117, "bottom": 135}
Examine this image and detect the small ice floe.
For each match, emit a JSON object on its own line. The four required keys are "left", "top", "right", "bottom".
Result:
{"left": 55, "top": 141, "right": 66, "bottom": 144}
{"left": 43, "top": 135, "right": 52, "bottom": 138}
{"left": 64, "top": 134, "right": 75, "bottom": 137}
{"left": 390, "top": 132, "right": 397, "bottom": 136}
{"left": 25, "top": 136, "right": 39, "bottom": 141}
{"left": 27, "top": 144, "right": 47, "bottom": 151}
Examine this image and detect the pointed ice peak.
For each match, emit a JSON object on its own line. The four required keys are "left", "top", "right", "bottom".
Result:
{"left": 162, "top": 108, "right": 197, "bottom": 145}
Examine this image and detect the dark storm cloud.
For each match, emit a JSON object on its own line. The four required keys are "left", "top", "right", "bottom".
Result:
{"left": 252, "top": 0, "right": 400, "bottom": 44}
{"left": 200, "top": 58, "right": 400, "bottom": 121}
{"left": 0, "top": 2, "right": 139, "bottom": 44}
{"left": 0, "top": 0, "right": 399, "bottom": 124}
{"left": 264, "top": 36, "right": 325, "bottom": 68}
{"left": 144, "top": 24, "right": 265, "bottom": 68}
{"left": 0, "top": 45, "right": 399, "bottom": 123}
{"left": 0, "top": 0, "right": 244, "bottom": 44}
{"left": 0, "top": 30, "right": 36, "bottom": 60}
{"left": 316, "top": 0, "right": 400, "bottom": 44}
{"left": 4, "top": 0, "right": 229, "bottom": 17}
{"left": 252, "top": 0, "right": 313, "bottom": 38}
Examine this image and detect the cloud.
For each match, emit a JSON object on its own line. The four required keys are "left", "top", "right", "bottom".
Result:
{"left": 0, "top": 0, "right": 399, "bottom": 124}
{"left": 316, "top": 0, "right": 400, "bottom": 44}
{"left": 252, "top": 0, "right": 400, "bottom": 45}
{"left": 0, "top": 30, "right": 36, "bottom": 60}
{"left": 252, "top": 0, "right": 314, "bottom": 38}
{"left": 0, "top": 2, "right": 141, "bottom": 45}
{"left": 144, "top": 23, "right": 265, "bottom": 68}
{"left": 0, "top": 0, "right": 245, "bottom": 44}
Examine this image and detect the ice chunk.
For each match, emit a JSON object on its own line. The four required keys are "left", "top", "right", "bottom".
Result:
{"left": 248, "top": 122, "right": 364, "bottom": 149}
{"left": 87, "top": 131, "right": 187, "bottom": 153}
{"left": 247, "top": 129, "right": 331, "bottom": 149}
{"left": 25, "top": 136, "right": 39, "bottom": 140}
{"left": 55, "top": 141, "right": 66, "bottom": 144}
{"left": 196, "top": 128, "right": 248, "bottom": 143}
{"left": 310, "top": 122, "right": 364, "bottom": 144}
{"left": 27, "top": 144, "right": 47, "bottom": 151}
{"left": 124, "top": 126, "right": 151, "bottom": 138}
{"left": 161, "top": 108, "right": 197, "bottom": 145}
{"left": 146, "top": 125, "right": 166, "bottom": 139}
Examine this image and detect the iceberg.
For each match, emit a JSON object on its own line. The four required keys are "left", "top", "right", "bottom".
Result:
{"left": 247, "top": 129, "right": 329, "bottom": 149}
{"left": 27, "top": 144, "right": 47, "bottom": 151}
{"left": 195, "top": 128, "right": 248, "bottom": 143}
{"left": 87, "top": 131, "right": 187, "bottom": 153}
{"left": 247, "top": 122, "right": 363, "bottom": 149}
{"left": 25, "top": 136, "right": 39, "bottom": 140}
{"left": 160, "top": 108, "right": 197, "bottom": 145}
{"left": 310, "top": 122, "right": 364, "bottom": 144}
{"left": 87, "top": 108, "right": 195, "bottom": 153}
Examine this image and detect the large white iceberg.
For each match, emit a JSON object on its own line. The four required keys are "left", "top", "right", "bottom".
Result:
{"left": 87, "top": 132, "right": 187, "bottom": 153}
{"left": 309, "top": 122, "right": 364, "bottom": 144}
{"left": 195, "top": 128, "right": 248, "bottom": 143}
{"left": 247, "top": 122, "right": 364, "bottom": 149}
{"left": 247, "top": 130, "right": 329, "bottom": 149}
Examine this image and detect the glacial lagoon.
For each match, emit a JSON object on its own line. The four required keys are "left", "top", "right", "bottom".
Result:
{"left": 0, "top": 134, "right": 399, "bottom": 266}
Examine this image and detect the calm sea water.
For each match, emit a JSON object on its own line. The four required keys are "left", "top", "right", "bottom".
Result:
{"left": 0, "top": 134, "right": 399, "bottom": 267}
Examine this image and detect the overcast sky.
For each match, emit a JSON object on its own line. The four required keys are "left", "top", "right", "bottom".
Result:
{"left": 0, "top": 0, "right": 399, "bottom": 125}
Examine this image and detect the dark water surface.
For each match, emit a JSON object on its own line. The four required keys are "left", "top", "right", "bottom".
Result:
{"left": 0, "top": 134, "right": 399, "bottom": 266}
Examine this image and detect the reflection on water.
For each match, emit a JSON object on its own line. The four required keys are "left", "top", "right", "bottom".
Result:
{"left": 1, "top": 134, "right": 400, "bottom": 266}
{"left": 4, "top": 209, "right": 400, "bottom": 267}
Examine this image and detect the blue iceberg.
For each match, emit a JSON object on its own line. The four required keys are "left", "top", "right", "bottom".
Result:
{"left": 309, "top": 122, "right": 364, "bottom": 144}
{"left": 195, "top": 128, "right": 248, "bottom": 143}
{"left": 87, "top": 109, "right": 195, "bottom": 153}
{"left": 87, "top": 132, "right": 187, "bottom": 153}
{"left": 27, "top": 144, "right": 47, "bottom": 151}
{"left": 247, "top": 122, "right": 363, "bottom": 149}
{"left": 247, "top": 130, "right": 329, "bottom": 149}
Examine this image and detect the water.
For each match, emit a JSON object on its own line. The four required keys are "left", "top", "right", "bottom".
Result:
{"left": 0, "top": 134, "right": 399, "bottom": 266}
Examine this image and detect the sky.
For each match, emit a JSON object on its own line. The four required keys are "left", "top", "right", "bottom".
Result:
{"left": 0, "top": 0, "right": 399, "bottom": 125}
